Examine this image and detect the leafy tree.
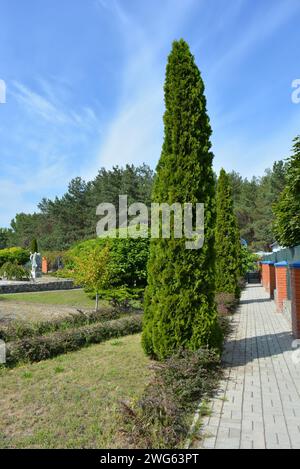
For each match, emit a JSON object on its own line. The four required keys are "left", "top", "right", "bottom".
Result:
{"left": 72, "top": 244, "right": 111, "bottom": 311}
{"left": 215, "top": 169, "right": 241, "bottom": 297}
{"left": 142, "top": 39, "right": 222, "bottom": 360}
{"left": 240, "top": 247, "right": 260, "bottom": 276}
{"left": 273, "top": 136, "right": 300, "bottom": 247}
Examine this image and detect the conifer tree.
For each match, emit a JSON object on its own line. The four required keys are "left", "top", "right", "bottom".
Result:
{"left": 142, "top": 39, "right": 222, "bottom": 360}
{"left": 273, "top": 136, "right": 300, "bottom": 247}
{"left": 30, "top": 238, "right": 38, "bottom": 253}
{"left": 215, "top": 169, "right": 241, "bottom": 297}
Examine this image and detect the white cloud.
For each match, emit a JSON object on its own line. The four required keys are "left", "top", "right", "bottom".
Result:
{"left": 91, "top": 0, "right": 197, "bottom": 176}
{"left": 208, "top": 0, "right": 300, "bottom": 80}
{"left": 11, "top": 80, "right": 101, "bottom": 132}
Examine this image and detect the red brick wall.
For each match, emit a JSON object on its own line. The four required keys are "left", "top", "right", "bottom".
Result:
{"left": 290, "top": 266, "right": 300, "bottom": 339}
{"left": 275, "top": 266, "right": 287, "bottom": 312}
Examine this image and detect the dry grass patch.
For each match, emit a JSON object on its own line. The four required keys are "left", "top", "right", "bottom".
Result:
{"left": 0, "top": 334, "right": 151, "bottom": 449}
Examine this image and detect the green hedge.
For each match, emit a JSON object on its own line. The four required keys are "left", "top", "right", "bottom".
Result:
{"left": 0, "top": 306, "right": 137, "bottom": 342}
{"left": 5, "top": 314, "right": 142, "bottom": 366}
{"left": 0, "top": 247, "right": 30, "bottom": 268}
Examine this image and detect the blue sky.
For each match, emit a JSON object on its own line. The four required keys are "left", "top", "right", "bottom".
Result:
{"left": 0, "top": 0, "right": 300, "bottom": 227}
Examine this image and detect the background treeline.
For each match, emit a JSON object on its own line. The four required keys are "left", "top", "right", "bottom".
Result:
{"left": 0, "top": 159, "right": 287, "bottom": 252}
{"left": 0, "top": 164, "right": 153, "bottom": 251}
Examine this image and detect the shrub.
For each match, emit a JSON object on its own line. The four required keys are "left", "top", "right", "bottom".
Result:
{"left": 5, "top": 314, "right": 142, "bottom": 366}
{"left": 120, "top": 348, "right": 221, "bottom": 449}
{"left": 0, "top": 261, "right": 29, "bottom": 280}
{"left": 0, "top": 247, "right": 30, "bottom": 268}
{"left": 61, "top": 236, "right": 150, "bottom": 288}
{"left": 215, "top": 292, "right": 239, "bottom": 316}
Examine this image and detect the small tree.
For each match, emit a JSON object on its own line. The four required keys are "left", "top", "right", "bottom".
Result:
{"left": 215, "top": 169, "right": 241, "bottom": 297}
{"left": 72, "top": 244, "right": 111, "bottom": 311}
{"left": 273, "top": 136, "right": 300, "bottom": 247}
{"left": 30, "top": 238, "right": 38, "bottom": 253}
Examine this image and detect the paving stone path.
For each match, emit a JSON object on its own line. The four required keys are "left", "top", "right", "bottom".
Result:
{"left": 192, "top": 284, "right": 300, "bottom": 449}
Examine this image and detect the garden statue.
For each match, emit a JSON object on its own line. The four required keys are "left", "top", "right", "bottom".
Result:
{"left": 30, "top": 252, "right": 42, "bottom": 280}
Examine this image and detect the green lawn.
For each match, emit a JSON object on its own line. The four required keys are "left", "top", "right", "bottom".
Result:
{"left": 0, "top": 289, "right": 96, "bottom": 308}
{"left": 0, "top": 334, "right": 151, "bottom": 448}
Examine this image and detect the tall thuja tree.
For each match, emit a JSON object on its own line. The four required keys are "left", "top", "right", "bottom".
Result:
{"left": 142, "top": 39, "right": 222, "bottom": 360}
{"left": 273, "top": 136, "right": 300, "bottom": 247}
{"left": 215, "top": 169, "right": 241, "bottom": 297}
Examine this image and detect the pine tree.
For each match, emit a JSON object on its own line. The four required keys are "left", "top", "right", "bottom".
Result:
{"left": 142, "top": 39, "right": 222, "bottom": 360}
{"left": 215, "top": 169, "right": 241, "bottom": 297}
{"left": 273, "top": 136, "right": 300, "bottom": 247}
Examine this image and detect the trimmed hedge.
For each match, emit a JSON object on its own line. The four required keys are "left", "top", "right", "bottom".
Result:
{"left": 0, "top": 247, "right": 30, "bottom": 268}
{"left": 0, "top": 306, "right": 137, "bottom": 342}
{"left": 5, "top": 314, "right": 142, "bottom": 366}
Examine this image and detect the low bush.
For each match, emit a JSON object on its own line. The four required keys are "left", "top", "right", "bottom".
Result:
{"left": 120, "top": 348, "right": 221, "bottom": 449}
{"left": 215, "top": 292, "right": 239, "bottom": 316}
{"left": 0, "top": 247, "right": 30, "bottom": 268}
{"left": 0, "top": 305, "right": 141, "bottom": 342}
{"left": 5, "top": 314, "right": 142, "bottom": 366}
{"left": 0, "top": 261, "right": 30, "bottom": 280}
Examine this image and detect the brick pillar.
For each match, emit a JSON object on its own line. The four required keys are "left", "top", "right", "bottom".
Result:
{"left": 275, "top": 262, "right": 288, "bottom": 312}
{"left": 261, "top": 261, "right": 275, "bottom": 297}
{"left": 42, "top": 257, "right": 48, "bottom": 274}
{"left": 290, "top": 262, "right": 300, "bottom": 339}
{"left": 268, "top": 263, "right": 276, "bottom": 299}
{"left": 261, "top": 262, "right": 268, "bottom": 289}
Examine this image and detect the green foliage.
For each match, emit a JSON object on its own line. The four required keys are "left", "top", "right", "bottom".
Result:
{"left": 5, "top": 314, "right": 142, "bottom": 366}
{"left": 63, "top": 236, "right": 150, "bottom": 288}
{"left": 142, "top": 40, "right": 222, "bottom": 360}
{"left": 215, "top": 169, "right": 241, "bottom": 297}
{"left": 273, "top": 136, "right": 300, "bottom": 247}
{"left": 239, "top": 246, "right": 260, "bottom": 276}
{"left": 0, "top": 261, "right": 29, "bottom": 281}
{"left": 0, "top": 228, "right": 13, "bottom": 249}
{"left": 120, "top": 348, "right": 221, "bottom": 449}
{"left": 0, "top": 247, "right": 30, "bottom": 268}
{"left": 72, "top": 244, "right": 111, "bottom": 292}
{"left": 30, "top": 238, "right": 38, "bottom": 253}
